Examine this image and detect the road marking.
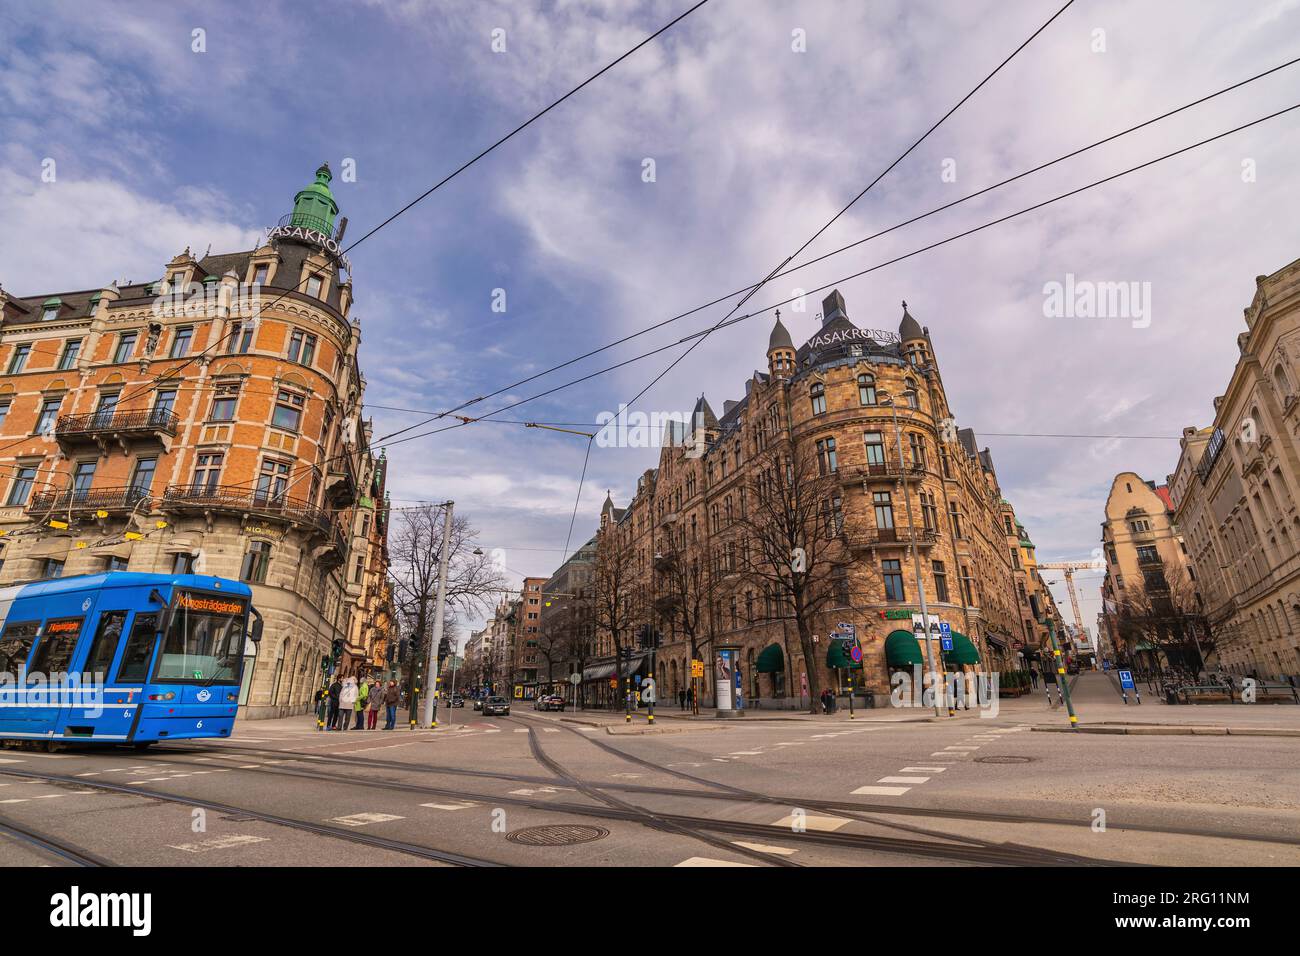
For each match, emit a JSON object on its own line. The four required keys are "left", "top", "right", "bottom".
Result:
{"left": 878, "top": 776, "right": 929, "bottom": 784}
{"left": 931, "top": 752, "right": 968, "bottom": 758}
{"left": 900, "top": 766, "right": 946, "bottom": 773}
{"left": 18, "top": 752, "right": 70, "bottom": 759}
{"left": 945, "top": 746, "right": 979, "bottom": 751}
{"left": 543, "top": 728, "right": 561, "bottom": 733}
{"left": 675, "top": 857, "right": 756, "bottom": 867}
{"left": 420, "top": 801, "right": 476, "bottom": 811}
{"left": 513, "top": 729, "right": 529, "bottom": 733}
{"left": 611, "top": 773, "right": 643, "bottom": 779}
{"left": 0, "top": 798, "right": 29, "bottom": 803}
{"left": 168, "top": 835, "right": 269, "bottom": 853}
{"left": 33, "top": 794, "right": 64, "bottom": 799}
{"left": 728, "top": 751, "right": 763, "bottom": 756}
{"left": 851, "top": 785, "right": 912, "bottom": 796}
{"left": 330, "top": 812, "right": 405, "bottom": 827}
{"left": 0, "top": 758, "right": 25, "bottom": 764}
{"left": 732, "top": 841, "right": 797, "bottom": 856}
{"left": 770, "top": 814, "right": 849, "bottom": 831}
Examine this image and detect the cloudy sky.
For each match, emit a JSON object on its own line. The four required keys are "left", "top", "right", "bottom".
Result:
{"left": 4, "top": 0, "right": 1299, "bottom": 637}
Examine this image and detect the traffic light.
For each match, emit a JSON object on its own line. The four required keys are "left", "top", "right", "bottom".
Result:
{"left": 320, "top": 654, "right": 330, "bottom": 672}
{"left": 330, "top": 639, "right": 343, "bottom": 666}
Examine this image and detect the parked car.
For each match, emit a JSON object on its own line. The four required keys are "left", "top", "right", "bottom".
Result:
{"left": 482, "top": 696, "right": 511, "bottom": 716}
{"left": 536, "top": 694, "right": 566, "bottom": 712}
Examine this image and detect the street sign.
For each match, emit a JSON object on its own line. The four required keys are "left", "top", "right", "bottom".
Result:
{"left": 691, "top": 660, "right": 705, "bottom": 678}
{"left": 848, "top": 644, "right": 863, "bottom": 663}
{"left": 941, "top": 636, "right": 953, "bottom": 652}
{"left": 569, "top": 673, "right": 581, "bottom": 685}
{"left": 634, "top": 674, "right": 642, "bottom": 685}
{"left": 1118, "top": 669, "right": 1135, "bottom": 690}
{"left": 939, "top": 622, "right": 951, "bottom": 637}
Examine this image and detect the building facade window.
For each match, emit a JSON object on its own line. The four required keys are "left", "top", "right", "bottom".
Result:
{"left": 256, "top": 458, "right": 291, "bottom": 502}
{"left": 41, "top": 559, "right": 65, "bottom": 580}
{"left": 272, "top": 390, "right": 305, "bottom": 431}
{"left": 131, "top": 457, "right": 157, "bottom": 495}
{"left": 287, "top": 329, "right": 318, "bottom": 367}
{"left": 305, "top": 274, "right": 323, "bottom": 299}
{"left": 210, "top": 385, "right": 238, "bottom": 421}
{"left": 240, "top": 540, "right": 272, "bottom": 583}
{"left": 172, "top": 552, "right": 196, "bottom": 574}
{"left": 864, "top": 431, "right": 886, "bottom": 465}
{"left": 36, "top": 397, "right": 62, "bottom": 434}
{"left": 228, "top": 322, "right": 254, "bottom": 353}
{"left": 252, "top": 263, "right": 269, "bottom": 285}
{"left": 153, "top": 388, "right": 177, "bottom": 419}
{"left": 932, "top": 560, "right": 949, "bottom": 602}
{"left": 58, "top": 339, "right": 81, "bottom": 371}
{"left": 809, "top": 382, "right": 826, "bottom": 416}
{"left": 882, "top": 559, "right": 905, "bottom": 601}
{"left": 169, "top": 326, "right": 193, "bottom": 358}
{"left": 193, "top": 452, "right": 223, "bottom": 492}
{"left": 7, "top": 466, "right": 37, "bottom": 506}
{"left": 113, "top": 332, "right": 137, "bottom": 364}
{"left": 816, "top": 437, "right": 838, "bottom": 474}
{"left": 72, "top": 460, "right": 96, "bottom": 496}
{"left": 858, "top": 373, "right": 876, "bottom": 405}
{"left": 94, "top": 392, "right": 119, "bottom": 427}
{"left": 0, "top": 401, "right": 10, "bottom": 430}
{"left": 9, "top": 345, "right": 31, "bottom": 374}
{"left": 873, "top": 490, "right": 894, "bottom": 530}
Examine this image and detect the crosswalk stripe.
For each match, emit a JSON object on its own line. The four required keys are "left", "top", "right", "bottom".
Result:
{"left": 878, "top": 776, "right": 929, "bottom": 784}
{"left": 852, "top": 785, "right": 911, "bottom": 796}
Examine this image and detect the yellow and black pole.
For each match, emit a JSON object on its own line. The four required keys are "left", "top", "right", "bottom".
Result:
{"left": 1044, "top": 617, "right": 1079, "bottom": 730}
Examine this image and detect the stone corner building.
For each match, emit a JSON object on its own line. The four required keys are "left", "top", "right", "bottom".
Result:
{"left": 584, "top": 290, "right": 1052, "bottom": 709}
{"left": 0, "top": 163, "right": 391, "bottom": 717}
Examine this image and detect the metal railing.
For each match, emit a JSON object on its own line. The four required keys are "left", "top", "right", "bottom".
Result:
{"left": 278, "top": 212, "right": 334, "bottom": 236}
{"left": 56, "top": 407, "right": 179, "bottom": 437}
{"left": 841, "top": 528, "right": 939, "bottom": 549}
{"left": 162, "top": 483, "right": 331, "bottom": 534}
{"left": 837, "top": 461, "right": 927, "bottom": 483}
{"left": 28, "top": 485, "right": 150, "bottom": 515}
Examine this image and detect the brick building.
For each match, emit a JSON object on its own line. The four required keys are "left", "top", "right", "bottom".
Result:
{"left": 0, "top": 163, "right": 389, "bottom": 717}
{"left": 585, "top": 290, "right": 1046, "bottom": 709}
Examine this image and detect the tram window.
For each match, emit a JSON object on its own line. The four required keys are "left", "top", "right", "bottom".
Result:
{"left": 116, "top": 613, "right": 160, "bottom": 683}
{"left": 84, "top": 611, "right": 128, "bottom": 682}
{"left": 0, "top": 621, "right": 40, "bottom": 676}
{"left": 28, "top": 618, "right": 84, "bottom": 676}
{"left": 155, "top": 593, "right": 245, "bottom": 683}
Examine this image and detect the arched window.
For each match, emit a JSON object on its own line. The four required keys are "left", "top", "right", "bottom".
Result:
{"left": 858, "top": 373, "right": 876, "bottom": 405}
{"left": 810, "top": 382, "right": 826, "bottom": 416}
{"left": 1275, "top": 364, "right": 1292, "bottom": 398}
{"left": 904, "top": 378, "right": 919, "bottom": 409}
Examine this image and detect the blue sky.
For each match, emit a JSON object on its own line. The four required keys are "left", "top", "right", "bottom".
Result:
{"left": 4, "top": 0, "right": 1300, "bottom": 635}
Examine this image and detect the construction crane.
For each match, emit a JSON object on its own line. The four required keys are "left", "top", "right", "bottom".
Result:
{"left": 1037, "top": 561, "right": 1105, "bottom": 635}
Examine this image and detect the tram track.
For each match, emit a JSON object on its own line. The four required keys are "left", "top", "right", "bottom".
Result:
{"left": 153, "top": 729, "right": 1300, "bottom": 853}
{"left": 0, "top": 813, "right": 110, "bottom": 867}
{"left": 0, "top": 765, "right": 505, "bottom": 867}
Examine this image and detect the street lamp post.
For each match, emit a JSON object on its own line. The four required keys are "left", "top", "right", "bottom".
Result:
{"left": 881, "top": 392, "right": 945, "bottom": 718}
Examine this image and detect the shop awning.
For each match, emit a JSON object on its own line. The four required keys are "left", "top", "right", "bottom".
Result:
{"left": 885, "top": 630, "right": 925, "bottom": 666}
{"left": 89, "top": 539, "right": 135, "bottom": 560}
{"left": 984, "top": 632, "right": 1009, "bottom": 648}
{"left": 582, "top": 656, "right": 645, "bottom": 681}
{"left": 944, "top": 632, "right": 981, "bottom": 665}
{"left": 756, "top": 643, "right": 784, "bottom": 674}
{"left": 826, "top": 639, "right": 862, "bottom": 670}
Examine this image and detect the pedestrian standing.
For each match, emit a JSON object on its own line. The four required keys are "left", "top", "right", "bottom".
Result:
{"left": 678, "top": 688, "right": 686, "bottom": 710}
{"left": 338, "top": 676, "right": 358, "bottom": 729}
{"left": 353, "top": 678, "right": 368, "bottom": 729}
{"left": 327, "top": 676, "right": 342, "bottom": 730}
{"left": 383, "top": 680, "right": 400, "bottom": 730}
{"left": 367, "top": 681, "right": 381, "bottom": 729}
{"left": 1028, "top": 666, "right": 1039, "bottom": 689}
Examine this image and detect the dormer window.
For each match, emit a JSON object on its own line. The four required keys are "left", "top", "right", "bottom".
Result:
{"left": 305, "top": 274, "right": 323, "bottom": 299}
{"left": 41, "top": 298, "right": 61, "bottom": 322}
{"left": 253, "top": 263, "right": 269, "bottom": 285}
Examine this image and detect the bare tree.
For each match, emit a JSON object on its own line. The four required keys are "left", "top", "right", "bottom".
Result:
{"left": 733, "top": 444, "right": 844, "bottom": 713}
{"left": 388, "top": 505, "right": 504, "bottom": 687}
{"left": 653, "top": 525, "right": 716, "bottom": 679}
{"left": 592, "top": 522, "right": 637, "bottom": 711}
{"left": 1115, "top": 558, "right": 1209, "bottom": 673}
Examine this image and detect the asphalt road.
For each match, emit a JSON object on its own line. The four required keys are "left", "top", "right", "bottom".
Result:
{"left": 1, "top": 684, "right": 1297, "bottom": 867}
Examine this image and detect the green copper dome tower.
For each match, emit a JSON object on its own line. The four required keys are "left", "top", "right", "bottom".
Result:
{"left": 289, "top": 162, "right": 339, "bottom": 235}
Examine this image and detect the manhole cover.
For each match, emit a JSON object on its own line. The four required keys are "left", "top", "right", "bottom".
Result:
{"left": 974, "top": 755, "right": 1033, "bottom": 764}
{"left": 506, "top": 825, "right": 609, "bottom": 847}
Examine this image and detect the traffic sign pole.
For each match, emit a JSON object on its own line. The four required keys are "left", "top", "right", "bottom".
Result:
{"left": 1044, "top": 617, "right": 1079, "bottom": 729}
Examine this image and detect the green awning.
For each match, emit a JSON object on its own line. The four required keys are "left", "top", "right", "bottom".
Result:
{"left": 885, "top": 630, "right": 925, "bottom": 666}
{"left": 943, "top": 631, "right": 980, "bottom": 665}
{"left": 756, "top": 643, "right": 784, "bottom": 674}
{"left": 826, "top": 639, "right": 862, "bottom": 670}
{"left": 1134, "top": 641, "right": 1156, "bottom": 652}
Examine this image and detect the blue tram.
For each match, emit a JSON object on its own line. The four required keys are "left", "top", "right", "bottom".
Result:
{"left": 0, "top": 572, "right": 263, "bottom": 746}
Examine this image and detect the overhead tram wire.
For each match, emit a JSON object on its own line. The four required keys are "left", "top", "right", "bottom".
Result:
{"left": 109, "top": 0, "right": 713, "bottom": 410}
{"left": 616, "top": 0, "right": 1078, "bottom": 413}
{"left": 375, "top": 39, "right": 1300, "bottom": 447}
{"left": 373, "top": 101, "right": 1300, "bottom": 451}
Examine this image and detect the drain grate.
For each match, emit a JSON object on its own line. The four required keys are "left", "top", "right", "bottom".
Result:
{"left": 974, "top": 755, "right": 1033, "bottom": 764}
{"left": 506, "top": 824, "right": 609, "bottom": 847}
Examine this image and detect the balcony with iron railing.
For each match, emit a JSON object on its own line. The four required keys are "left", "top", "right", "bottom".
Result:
{"left": 837, "top": 460, "right": 927, "bottom": 485}
{"left": 27, "top": 485, "right": 150, "bottom": 517}
{"left": 277, "top": 212, "right": 335, "bottom": 236}
{"left": 161, "top": 483, "right": 331, "bottom": 535}
{"left": 55, "top": 407, "right": 179, "bottom": 452}
{"left": 841, "top": 527, "right": 939, "bottom": 550}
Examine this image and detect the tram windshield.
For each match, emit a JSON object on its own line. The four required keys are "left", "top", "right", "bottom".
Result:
{"left": 155, "top": 591, "right": 248, "bottom": 684}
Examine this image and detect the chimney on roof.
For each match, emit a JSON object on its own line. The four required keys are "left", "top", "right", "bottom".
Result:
{"left": 821, "top": 289, "right": 847, "bottom": 327}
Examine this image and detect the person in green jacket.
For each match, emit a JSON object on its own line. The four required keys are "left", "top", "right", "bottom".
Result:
{"left": 353, "top": 678, "right": 368, "bottom": 729}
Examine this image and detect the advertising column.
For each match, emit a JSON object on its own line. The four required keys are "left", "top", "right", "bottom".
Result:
{"left": 715, "top": 644, "right": 742, "bottom": 718}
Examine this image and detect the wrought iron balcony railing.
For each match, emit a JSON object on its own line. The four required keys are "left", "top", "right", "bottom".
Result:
{"left": 278, "top": 212, "right": 335, "bottom": 236}
{"left": 56, "top": 407, "right": 179, "bottom": 439}
{"left": 161, "top": 483, "right": 331, "bottom": 534}
{"left": 841, "top": 528, "right": 940, "bottom": 550}
{"left": 837, "top": 461, "right": 927, "bottom": 484}
{"left": 27, "top": 485, "right": 150, "bottom": 516}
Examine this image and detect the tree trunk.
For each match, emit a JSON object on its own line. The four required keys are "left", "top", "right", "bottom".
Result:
{"left": 794, "top": 607, "right": 821, "bottom": 714}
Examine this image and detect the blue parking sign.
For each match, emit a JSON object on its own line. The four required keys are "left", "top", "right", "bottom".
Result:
{"left": 1118, "top": 669, "right": 1135, "bottom": 689}
{"left": 941, "top": 636, "right": 953, "bottom": 652}
{"left": 939, "top": 622, "right": 951, "bottom": 636}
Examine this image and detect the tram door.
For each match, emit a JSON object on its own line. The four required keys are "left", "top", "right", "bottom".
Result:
{"left": 24, "top": 616, "right": 86, "bottom": 735}
{"left": 62, "top": 609, "right": 138, "bottom": 739}
{"left": 0, "top": 618, "right": 41, "bottom": 735}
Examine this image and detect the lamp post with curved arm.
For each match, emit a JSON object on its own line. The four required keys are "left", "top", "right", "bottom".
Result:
{"left": 878, "top": 390, "right": 945, "bottom": 718}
